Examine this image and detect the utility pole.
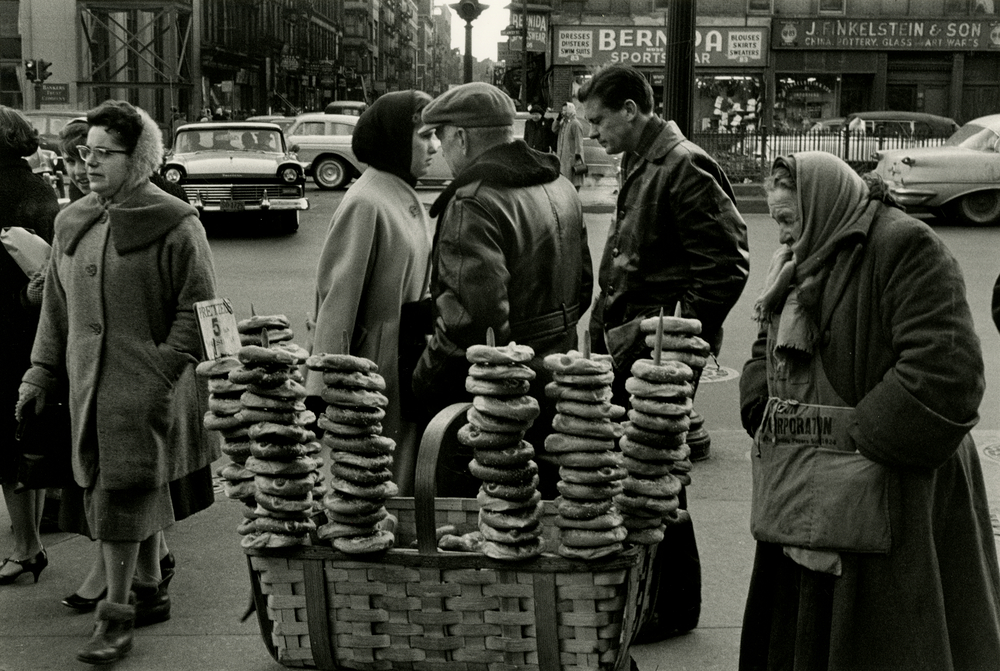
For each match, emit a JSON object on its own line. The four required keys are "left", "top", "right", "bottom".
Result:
{"left": 520, "top": 0, "right": 527, "bottom": 110}
{"left": 663, "top": 0, "right": 696, "bottom": 137}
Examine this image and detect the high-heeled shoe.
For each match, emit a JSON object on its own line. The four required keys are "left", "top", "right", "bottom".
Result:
{"left": 63, "top": 588, "right": 108, "bottom": 613}
{"left": 0, "top": 550, "right": 48, "bottom": 585}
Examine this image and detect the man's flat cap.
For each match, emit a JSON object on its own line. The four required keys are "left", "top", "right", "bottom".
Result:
{"left": 420, "top": 82, "right": 515, "bottom": 133}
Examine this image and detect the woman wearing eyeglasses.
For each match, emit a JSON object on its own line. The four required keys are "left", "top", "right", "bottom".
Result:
{"left": 16, "top": 100, "right": 217, "bottom": 665}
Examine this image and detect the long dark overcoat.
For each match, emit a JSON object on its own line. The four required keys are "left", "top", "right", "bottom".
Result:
{"left": 739, "top": 203, "right": 1000, "bottom": 671}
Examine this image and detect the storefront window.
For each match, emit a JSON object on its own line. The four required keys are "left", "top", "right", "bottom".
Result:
{"left": 695, "top": 75, "right": 763, "bottom": 133}
{"left": 774, "top": 76, "right": 840, "bottom": 132}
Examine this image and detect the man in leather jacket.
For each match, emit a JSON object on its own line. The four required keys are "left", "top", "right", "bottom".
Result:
{"left": 412, "top": 83, "right": 592, "bottom": 495}
{"left": 578, "top": 64, "right": 750, "bottom": 641}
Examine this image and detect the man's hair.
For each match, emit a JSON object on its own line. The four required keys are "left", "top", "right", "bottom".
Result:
{"left": 464, "top": 125, "right": 514, "bottom": 155}
{"left": 577, "top": 64, "right": 655, "bottom": 114}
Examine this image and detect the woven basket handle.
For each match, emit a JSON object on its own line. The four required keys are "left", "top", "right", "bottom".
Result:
{"left": 414, "top": 402, "right": 473, "bottom": 555}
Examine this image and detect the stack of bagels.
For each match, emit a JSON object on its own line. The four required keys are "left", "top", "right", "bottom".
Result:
{"left": 640, "top": 316, "right": 712, "bottom": 471}
{"left": 462, "top": 341, "right": 545, "bottom": 561}
{"left": 234, "top": 340, "right": 323, "bottom": 548}
{"left": 615, "top": 314, "right": 703, "bottom": 544}
{"left": 198, "top": 355, "right": 255, "bottom": 502}
{"left": 238, "top": 314, "right": 310, "bottom": 361}
{"left": 309, "top": 353, "right": 398, "bottom": 555}
{"left": 543, "top": 350, "right": 628, "bottom": 559}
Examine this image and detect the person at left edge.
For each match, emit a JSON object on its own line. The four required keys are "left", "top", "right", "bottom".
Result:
{"left": 16, "top": 100, "right": 217, "bottom": 666}
{"left": 305, "top": 90, "right": 438, "bottom": 496}
{"left": 413, "top": 82, "right": 592, "bottom": 497}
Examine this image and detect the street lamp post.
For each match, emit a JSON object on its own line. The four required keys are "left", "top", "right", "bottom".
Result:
{"left": 450, "top": 1, "right": 486, "bottom": 84}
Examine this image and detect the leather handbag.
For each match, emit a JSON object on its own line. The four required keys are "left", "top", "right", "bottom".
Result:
{"left": 572, "top": 156, "right": 589, "bottom": 176}
{"left": 14, "top": 398, "right": 74, "bottom": 493}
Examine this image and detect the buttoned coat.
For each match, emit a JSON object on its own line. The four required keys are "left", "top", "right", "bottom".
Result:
{"left": 24, "top": 182, "right": 218, "bottom": 490}
{"left": 739, "top": 204, "right": 1000, "bottom": 671}
{"left": 589, "top": 116, "right": 749, "bottom": 365}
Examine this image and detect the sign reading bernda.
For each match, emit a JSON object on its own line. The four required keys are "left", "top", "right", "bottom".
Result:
{"left": 554, "top": 26, "right": 768, "bottom": 67}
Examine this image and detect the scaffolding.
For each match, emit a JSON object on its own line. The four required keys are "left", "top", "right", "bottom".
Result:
{"left": 77, "top": 1, "right": 194, "bottom": 124}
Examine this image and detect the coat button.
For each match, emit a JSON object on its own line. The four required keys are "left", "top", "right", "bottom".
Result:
{"left": 90, "top": 323, "right": 103, "bottom": 335}
{"left": 611, "top": 247, "right": 620, "bottom": 257}
{"left": 607, "top": 284, "right": 615, "bottom": 294}
{"left": 85, "top": 264, "right": 97, "bottom": 276}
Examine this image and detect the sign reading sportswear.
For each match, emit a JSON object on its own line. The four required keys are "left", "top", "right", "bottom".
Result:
{"left": 553, "top": 26, "right": 768, "bottom": 67}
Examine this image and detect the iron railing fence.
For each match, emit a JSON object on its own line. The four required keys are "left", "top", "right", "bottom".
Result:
{"left": 690, "top": 129, "right": 950, "bottom": 183}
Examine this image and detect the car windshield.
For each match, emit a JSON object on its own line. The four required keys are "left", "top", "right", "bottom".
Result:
{"left": 944, "top": 123, "right": 1000, "bottom": 151}
{"left": 175, "top": 129, "right": 283, "bottom": 153}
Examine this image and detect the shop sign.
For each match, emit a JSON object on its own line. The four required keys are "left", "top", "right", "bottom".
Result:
{"left": 773, "top": 18, "right": 1000, "bottom": 51}
{"left": 554, "top": 26, "right": 768, "bottom": 67}
{"left": 38, "top": 83, "right": 69, "bottom": 104}
{"left": 507, "top": 11, "right": 547, "bottom": 52}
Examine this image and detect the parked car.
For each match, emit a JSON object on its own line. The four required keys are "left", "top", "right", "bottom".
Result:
{"left": 768, "top": 111, "right": 958, "bottom": 165}
{"left": 324, "top": 100, "right": 367, "bottom": 116}
{"left": 161, "top": 122, "right": 309, "bottom": 232}
{"left": 22, "top": 109, "right": 89, "bottom": 153}
{"left": 873, "top": 113, "right": 1000, "bottom": 226}
{"left": 419, "top": 110, "right": 621, "bottom": 186}
{"left": 284, "top": 113, "right": 363, "bottom": 189}
{"left": 246, "top": 115, "right": 296, "bottom": 132}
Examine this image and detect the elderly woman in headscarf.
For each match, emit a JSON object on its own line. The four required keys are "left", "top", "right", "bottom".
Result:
{"left": 305, "top": 90, "right": 438, "bottom": 496}
{"left": 738, "top": 151, "right": 1000, "bottom": 671}
{"left": 16, "top": 100, "right": 217, "bottom": 665}
{"left": 554, "top": 101, "right": 585, "bottom": 190}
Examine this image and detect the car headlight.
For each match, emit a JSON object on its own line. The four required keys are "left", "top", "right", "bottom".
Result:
{"left": 280, "top": 167, "right": 300, "bottom": 184}
{"left": 164, "top": 167, "right": 183, "bottom": 183}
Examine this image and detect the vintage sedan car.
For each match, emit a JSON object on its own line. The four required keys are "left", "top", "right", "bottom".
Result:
{"left": 284, "top": 113, "right": 364, "bottom": 189}
{"left": 246, "top": 115, "right": 296, "bottom": 132}
{"left": 873, "top": 114, "right": 1000, "bottom": 226}
{"left": 161, "top": 122, "right": 308, "bottom": 232}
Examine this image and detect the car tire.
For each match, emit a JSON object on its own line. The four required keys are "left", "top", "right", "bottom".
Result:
{"left": 313, "top": 156, "right": 349, "bottom": 190}
{"left": 955, "top": 190, "right": 1000, "bottom": 226}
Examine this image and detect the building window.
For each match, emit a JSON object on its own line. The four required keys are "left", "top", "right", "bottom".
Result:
{"left": 818, "top": 0, "right": 845, "bottom": 14}
{"left": 747, "top": 0, "right": 772, "bottom": 13}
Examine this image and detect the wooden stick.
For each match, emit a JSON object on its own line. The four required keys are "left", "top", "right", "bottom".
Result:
{"left": 250, "top": 302, "right": 256, "bottom": 317}
{"left": 341, "top": 330, "right": 349, "bottom": 354}
{"left": 260, "top": 327, "right": 270, "bottom": 349}
{"left": 674, "top": 301, "right": 682, "bottom": 318}
{"left": 653, "top": 307, "right": 664, "bottom": 366}
{"left": 486, "top": 327, "right": 495, "bottom": 347}
{"left": 582, "top": 330, "right": 591, "bottom": 359}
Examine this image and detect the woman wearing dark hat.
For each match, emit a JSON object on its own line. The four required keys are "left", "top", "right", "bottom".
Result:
{"left": 523, "top": 104, "right": 554, "bottom": 153}
{"left": 0, "top": 105, "right": 60, "bottom": 586}
{"left": 305, "top": 90, "right": 438, "bottom": 496}
{"left": 16, "top": 100, "right": 217, "bottom": 664}
{"left": 739, "top": 151, "right": 1000, "bottom": 670}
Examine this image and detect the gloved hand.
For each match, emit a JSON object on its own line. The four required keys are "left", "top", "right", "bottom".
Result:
{"left": 15, "top": 382, "right": 46, "bottom": 422}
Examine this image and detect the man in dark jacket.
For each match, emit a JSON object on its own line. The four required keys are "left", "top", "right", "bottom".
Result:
{"left": 413, "top": 83, "right": 592, "bottom": 495}
{"left": 577, "top": 64, "right": 750, "bottom": 641}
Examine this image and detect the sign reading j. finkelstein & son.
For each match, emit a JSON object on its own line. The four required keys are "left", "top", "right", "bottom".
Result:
{"left": 553, "top": 26, "right": 768, "bottom": 68}
{"left": 773, "top": 18, "right": 1000, "bottom": 51}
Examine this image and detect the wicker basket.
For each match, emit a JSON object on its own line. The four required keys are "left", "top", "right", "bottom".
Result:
{"left": 245, "top": 403, "right": 657, "bottom": 670}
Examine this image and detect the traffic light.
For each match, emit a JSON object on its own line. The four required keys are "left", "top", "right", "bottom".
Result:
{"left": 24, "top": 59, "right": 36, "bottom": 81}
{"left": 450, "top": 0, "right": 486, "bottom": 22}
{"left": 37, "top": 60, "right": 52, "bottom": 82}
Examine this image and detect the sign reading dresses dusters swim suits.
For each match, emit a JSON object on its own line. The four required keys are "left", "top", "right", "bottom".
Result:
{"left": 553, "top": 26, "right": 768, "bottom": 68}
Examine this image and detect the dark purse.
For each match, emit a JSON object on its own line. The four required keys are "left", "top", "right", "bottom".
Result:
{"left": 14, "top": 397, "right": 74, "bottom": 493}
{"left": 572, "top": 155, "right": 589, "bottom": 176}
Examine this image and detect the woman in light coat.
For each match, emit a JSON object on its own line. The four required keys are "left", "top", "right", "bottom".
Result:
{"left": 306, "top": 90, "right": 438, "bottom": 495}
{"left": 17, "top": 100, "right": 217, "bottom": 665}
{"left": 555, "top": 102, "right": 585, "bottom": 190}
